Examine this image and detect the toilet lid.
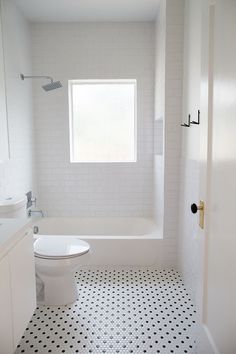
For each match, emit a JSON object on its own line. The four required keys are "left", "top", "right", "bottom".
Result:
{"left": 34, "top": 236, "right": 90, "bottom": 259}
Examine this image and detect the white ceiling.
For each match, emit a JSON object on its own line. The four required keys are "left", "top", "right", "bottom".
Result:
{"left": 14, "top": 0, "right": 159, "bottom": 22}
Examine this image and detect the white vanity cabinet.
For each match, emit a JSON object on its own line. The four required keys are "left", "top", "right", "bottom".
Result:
{"left": 10, "top": 230, "right": 36, "bottom": 348}
{"left": 0, "top": 256, "right": 13, "bottom": 354}
{"left": 0, "top": 229, "right": 36, "bottom": 353}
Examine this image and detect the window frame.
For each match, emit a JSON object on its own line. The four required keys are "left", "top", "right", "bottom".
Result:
{"left": 68, "top": 79, "right": 137, "bottom": 163}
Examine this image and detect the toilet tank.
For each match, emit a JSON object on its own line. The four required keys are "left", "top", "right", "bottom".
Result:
{"left": 0, "top": 196, "right": 27, "bottom": 218}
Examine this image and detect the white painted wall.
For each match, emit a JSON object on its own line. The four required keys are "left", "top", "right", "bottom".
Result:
{"left": 154, "top": 0, "right": 184, "bottom": 266}
{"left": 0, "top": 0, "right": 34, "bottom": 198}
{"left": 178, "top": 0, "right": 202, "bottom": 305}
{"left": 32, "top": 23, "right": 154, "bottom": 217}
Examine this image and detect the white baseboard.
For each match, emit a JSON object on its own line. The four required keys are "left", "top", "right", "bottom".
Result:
{"left": 198, "top": 324, "right": 219, "bottom": 354}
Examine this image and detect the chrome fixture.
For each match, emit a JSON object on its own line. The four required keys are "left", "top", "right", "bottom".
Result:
{"left": 26, "top": 190, "right": 37, "bottom": 209}
{"left": 20, "top": 73, "right": 62, "bottom": 91}
{"left": 33, "top": 225, "right": 39, "bottom": 234}
{"left": 28, "top": 209, "right": 44, "bottom": 218}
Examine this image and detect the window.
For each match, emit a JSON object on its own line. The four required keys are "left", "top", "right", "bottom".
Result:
{"left": 68, "top": 79, "right": 137, "bottom": 163}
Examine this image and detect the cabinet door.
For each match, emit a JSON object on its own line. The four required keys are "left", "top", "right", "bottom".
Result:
{"left": 9, "top": 230, "right": 36, "bottom": 348}
{"left": 0, "top": 256, "right": 13, "bottom": 354}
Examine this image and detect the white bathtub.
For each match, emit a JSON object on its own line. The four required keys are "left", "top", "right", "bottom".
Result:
{"left": 33, "top": 217, "right": 164, "bottom": 266}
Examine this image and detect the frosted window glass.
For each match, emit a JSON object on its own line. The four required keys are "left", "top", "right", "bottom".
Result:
{"left": 69, "top": 80, "right": 137, "bottom": 162}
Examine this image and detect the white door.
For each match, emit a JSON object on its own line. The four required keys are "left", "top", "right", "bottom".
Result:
{"left": 200, "top": 0, "right": 236, "bottom": 352}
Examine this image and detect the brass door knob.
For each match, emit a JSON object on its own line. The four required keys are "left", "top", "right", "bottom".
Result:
{"left": 191, "top": 203, "right": 204, "bottom": 214}
{"left": 191, "top": 201, "right": 205, "bottom": 229}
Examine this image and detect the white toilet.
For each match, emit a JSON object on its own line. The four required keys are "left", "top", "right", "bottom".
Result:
{"left": 0, "top": 195, "right": 90, "bottom": 306}
{"left": 34, "top": 236, "right": 90, "bottom": 306}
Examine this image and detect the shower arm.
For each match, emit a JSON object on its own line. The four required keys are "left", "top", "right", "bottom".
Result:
{"left": 20, "top": 74, "right": 53, "bottom": 83}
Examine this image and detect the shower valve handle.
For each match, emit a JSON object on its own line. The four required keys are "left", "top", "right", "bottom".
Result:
{"left": 31, "top": 196, "right": 37, "bottom": 207}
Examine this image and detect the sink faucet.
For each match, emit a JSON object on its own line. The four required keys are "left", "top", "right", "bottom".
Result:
{"left": 28, "top": 209, "right": 44, "bottom": 218}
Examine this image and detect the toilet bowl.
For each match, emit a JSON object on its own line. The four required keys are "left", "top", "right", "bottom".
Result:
{"left": 34, "top": 236, "right": 90, "bottom": 306}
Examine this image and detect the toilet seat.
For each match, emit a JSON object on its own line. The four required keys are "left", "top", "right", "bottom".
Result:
{"left": 34, "top": 236, "right": 90, "bottom": 260}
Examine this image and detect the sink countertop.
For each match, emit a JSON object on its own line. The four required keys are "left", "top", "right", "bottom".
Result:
{"left": 0, "top": 218, "right": 33, "bottom": 260}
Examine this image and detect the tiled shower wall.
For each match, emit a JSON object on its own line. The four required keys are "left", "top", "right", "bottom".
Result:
{"left": 154, "top": 0, "right": 184, "bottom": 266}
{"left": 0, "top": 0, "right": 35, "bottom": 198}
{"left": 31, "top": 23, "right": 154, "bottom": 217}
{"left": 163, "top": 0, "right": 184, "bottom": 244}
{"left": 154, "top": 0, "right": 166, "bottom": 234}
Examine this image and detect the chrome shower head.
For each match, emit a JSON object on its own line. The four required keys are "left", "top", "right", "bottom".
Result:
{"left": 42, "top": 80, "right": 62, "bottom": 91}
{"left": 20, "top": 74, "right": 63, "bottom": 91}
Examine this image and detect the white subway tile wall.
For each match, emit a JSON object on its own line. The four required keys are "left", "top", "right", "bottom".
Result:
{"left": 31, "top": 23, "right": 154, "bottom": 217}
{"left": 0, "top": 0, "right": 35, "bottom": 198}
{"left": 164, "top": 0, "right": 184, "bottom": 249}
{"left": 0, "top": 1, "right": 187, "bottom": 270}
{"left": 154, "top": 0, "right": 184, "bottom": 268}
{"left": 153, "top": 0, "right": 166, "bottom": 231}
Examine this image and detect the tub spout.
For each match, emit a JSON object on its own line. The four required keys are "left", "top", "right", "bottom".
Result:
{"left": 28, "top": 209, "right": 44, "bottom": 218}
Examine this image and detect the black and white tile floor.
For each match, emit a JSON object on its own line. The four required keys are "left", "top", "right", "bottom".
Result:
{"left": 15, "top": 268, "right": 197, "bottom": 354}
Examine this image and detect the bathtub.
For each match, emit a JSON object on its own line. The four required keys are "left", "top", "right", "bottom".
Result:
{"left": 32, "top": 217, "right": 163, "bottom": 266}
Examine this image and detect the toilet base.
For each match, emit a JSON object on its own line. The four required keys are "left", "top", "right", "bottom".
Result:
{"left": 38, "top": 272, "right": 78, "bottom": 306}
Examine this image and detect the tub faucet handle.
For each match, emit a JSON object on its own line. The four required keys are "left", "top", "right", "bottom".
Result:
{"left": 31, "top": 196, "right": 37, "bottom": 207}
{"left": 28, "top": 209, "right": 44, "bottom": 218}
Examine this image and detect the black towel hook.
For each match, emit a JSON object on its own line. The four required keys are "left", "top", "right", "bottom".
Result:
{"left": 190, "top": 110, "right": 200, "bottom": 125}
{"left": 181, "top": 114, "right": 191, "bottom": 127}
